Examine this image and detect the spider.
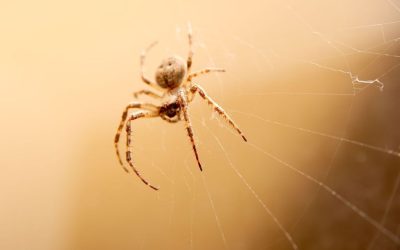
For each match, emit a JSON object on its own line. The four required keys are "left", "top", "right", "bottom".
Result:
{"left": 114, "top": 26, "right": 247, "bottom": 190}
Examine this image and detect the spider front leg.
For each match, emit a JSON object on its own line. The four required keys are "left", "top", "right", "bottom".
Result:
{"left": 178, "top": 92, "right": 203, "bottom": 171}
{"left": 126, "top": 111, "right": 159, "bottom": 190}
{"left": 190, "top": 84, "right": 247, "bottom": 142}
{"left": 114, "top": 102, "right": 158, "bottom": 172}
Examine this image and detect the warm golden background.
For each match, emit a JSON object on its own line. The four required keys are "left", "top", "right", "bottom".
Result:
{"left": 1, "top": 0, "right": 400, "bottom": 249}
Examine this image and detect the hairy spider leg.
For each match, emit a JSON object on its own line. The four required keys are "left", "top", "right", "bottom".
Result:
{"left": 187, "top": 22, "right": 193, "bottom": 74}
{"left": 133, "top": 89, "right": 163, "bottom": 99}
{"left": 187, "top": 68, "right": 226, "bottom": 83}
{"left": 190, "top": 84, "right": 247, "bottom": 142}
{"left": 178, "top": 92, "right": 203, "bottom": 171}
{"left": 126, "top": 111, "right": 159, "bottom": 190}
{"left": 114, "top": 102, "right": 159, "bottom": 172}
{"left": 140, "top": 41, "right": 165, "bottom": 91}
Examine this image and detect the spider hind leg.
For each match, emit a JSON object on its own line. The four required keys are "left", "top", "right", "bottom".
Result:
{"left": 187, "top": 22, "right": 193, "bottom": 73}
{"left": 114, "top": 102, "right": 158, "bottom": 171}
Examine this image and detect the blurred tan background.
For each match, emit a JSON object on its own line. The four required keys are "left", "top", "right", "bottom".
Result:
{"left": 1, "top": 0, "right": 400, "bottom": 249}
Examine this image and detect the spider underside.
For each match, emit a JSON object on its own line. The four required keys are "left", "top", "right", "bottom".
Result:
{"left": 114, "top": 26, "right": 247, "bottom": 190}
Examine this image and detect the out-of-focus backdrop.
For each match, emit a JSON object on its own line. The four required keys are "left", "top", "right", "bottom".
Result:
{"left": 1, "top": 0, "right": 400, "bottom": 249}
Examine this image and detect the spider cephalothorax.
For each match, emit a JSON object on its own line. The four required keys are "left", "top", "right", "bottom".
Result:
{"left": 159, "top": 101, "right": 181, "bottom": 122}
{"left": 114, "top": 26, "right": 247, "bottom": 190}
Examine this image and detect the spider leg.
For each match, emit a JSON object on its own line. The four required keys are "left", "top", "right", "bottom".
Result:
{"left": 140, "top": 41, "right": 164, "bottom": 91}
{"left": 114, "top": 102, "right": 159, "bottom": 172}
{"left": 187, "top": 68, "right": 226, "bottom": 82}
{"left": 187, "top": 22, "right": 193, "bottom": 74}
{"left": 126, "top": 111, "right": 160, "bottom": 190}
{"left": 178, "top": 92, "right": 203, "bottom": 171}
{"left": 186, "top": 80, "right": 197, "bottom": 102}
{"left": 190, "top": 84, "right": 247, "bottom": 142}
{"left": 133, "top": 89, "right": 163, "bottom": 99}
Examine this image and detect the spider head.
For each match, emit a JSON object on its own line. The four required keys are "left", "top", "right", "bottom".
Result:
{"left": 155, "top": 56, "right": 187, "bottom": 89}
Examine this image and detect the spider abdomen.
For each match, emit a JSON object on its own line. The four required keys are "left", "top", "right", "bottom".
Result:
{"left": 155, "top": 56, "right": 187, "bottom": 89}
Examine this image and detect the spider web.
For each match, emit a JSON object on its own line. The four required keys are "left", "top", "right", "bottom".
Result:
{"left": 2, "top": 1, "right": 400, "bottom": 250}
{"left": 65, "top": 1, "right": 400, "bottom": 249}
{"left": 133, "top": 2, "right": 400, "bottom": 250}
